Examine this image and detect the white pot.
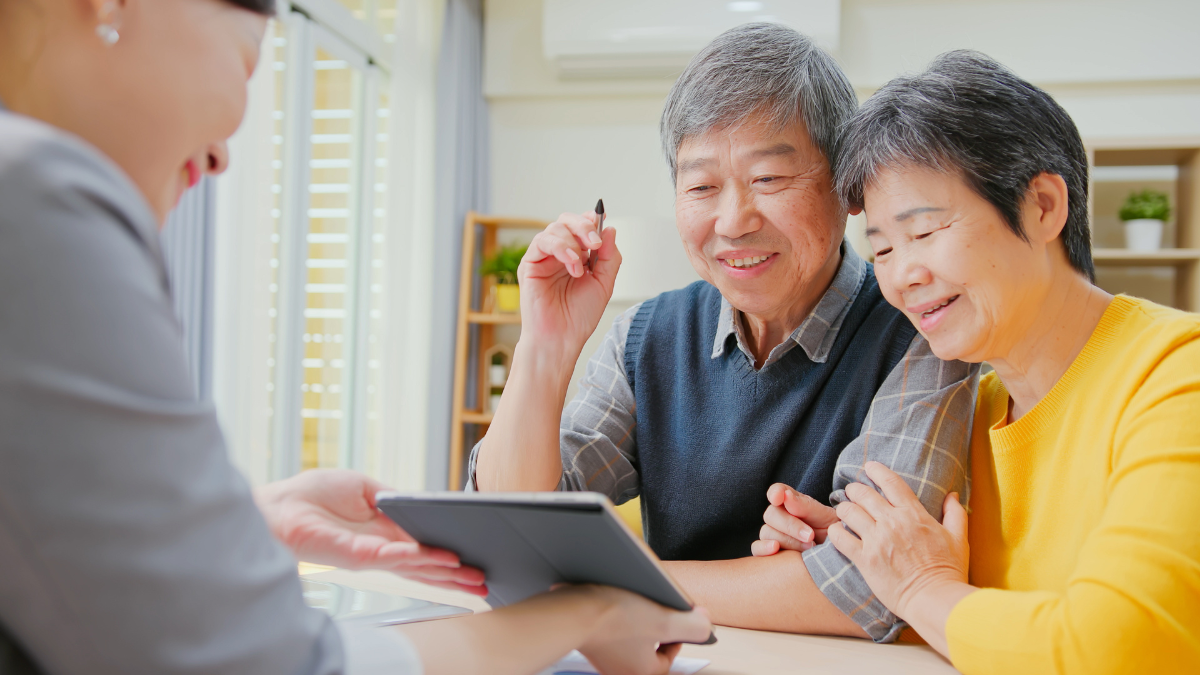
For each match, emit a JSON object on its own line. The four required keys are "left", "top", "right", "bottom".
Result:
{"left": 489, "top": 393, "right": 503, "bottom": 414}
{"left": 489, "top": 364, "right": 508, "bottom": 386}
{"left": 1123, "top": 218, "right": 1164, "bottom": 251}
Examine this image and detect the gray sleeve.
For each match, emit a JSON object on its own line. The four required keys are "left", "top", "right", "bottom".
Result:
{"left": 801, "top": 335, "right": 980, "bottom": 643}
{"left": 0, "top": 120, "right": 353, "bottom": 675}
{"left": 467, "top": 304, "right": 642, "bottom": 503}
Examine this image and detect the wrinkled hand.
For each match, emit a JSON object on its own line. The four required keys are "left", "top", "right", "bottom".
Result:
{"left": 569, "top": 585, "right": 712, "bottom": 675}
{"left": 751, "top": 483, "right": 839, "bottom": 556}
{"left": 518, "top": 211, "right": 621, "bottom": 358}
{"left": 827, "top": 462, "right": 968, "bottom": 619}
{"left": 255, "top": 469, "right": 487, "bottom": 596}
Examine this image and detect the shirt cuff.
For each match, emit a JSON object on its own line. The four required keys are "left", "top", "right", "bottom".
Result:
{"left": 802, "top": 543, "right": 907, "bottom": 643}
{"left": 337, "top": 622, "right": 424, "bottom": 675}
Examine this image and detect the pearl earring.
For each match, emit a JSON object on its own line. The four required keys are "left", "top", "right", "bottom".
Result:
{"left": 95, "top": 2, "right": 121, "bottom": 46}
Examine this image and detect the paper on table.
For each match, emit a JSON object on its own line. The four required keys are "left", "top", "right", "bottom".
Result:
{"left": 537, "top": 650, "right": 709, "bottom": 675}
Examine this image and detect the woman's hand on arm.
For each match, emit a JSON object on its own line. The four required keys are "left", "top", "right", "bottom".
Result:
{"left": 254, "top": 469, "right": 488, "bottom": 595}
{"left": 828, "top": 462, "right": 978, "bottom": 657}
{"left": 400, "top": 585, "right": 712, "bottom": 675}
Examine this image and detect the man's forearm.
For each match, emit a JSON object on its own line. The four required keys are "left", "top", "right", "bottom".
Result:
{"left": 476, "top": 342, "right": 576, "bottom": 492}
{"left": 663, "top": 552, "right": 868, "bottom": 638}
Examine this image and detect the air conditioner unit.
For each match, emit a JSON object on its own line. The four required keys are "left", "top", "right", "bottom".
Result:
{"left": 543, "top": 0, "right": 841, "bottom": 79}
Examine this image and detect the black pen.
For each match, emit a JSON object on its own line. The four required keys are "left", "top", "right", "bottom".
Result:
{"left": 588, "top": 199, "right": 605, "bottom": 272}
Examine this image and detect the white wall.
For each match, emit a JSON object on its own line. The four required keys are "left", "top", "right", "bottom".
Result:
{"left": 484, "top": 0, "right": 1200, "bottom": 390}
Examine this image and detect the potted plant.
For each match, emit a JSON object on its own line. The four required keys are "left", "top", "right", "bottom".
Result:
{"left": 479, "top": 244, "right": 527, "bottom": 313}
{"left": 1118, "top": 190, "right": 1171, "bottom": 251}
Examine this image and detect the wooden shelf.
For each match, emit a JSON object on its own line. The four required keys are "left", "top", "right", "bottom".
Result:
{"left": 467, "top": 312, "right": 521, "bottom": 324}
{"left": 1093, "top": 249, "right": 1200, "bottom": 266}
{"left": 1086, "top": 138, "right": 1200, "bottom": 312}
{"left": 461, "top": 411, "right": 494, "bottom": 424}
{"left": 449, "top": 212, "right": 549, "bottom": 489}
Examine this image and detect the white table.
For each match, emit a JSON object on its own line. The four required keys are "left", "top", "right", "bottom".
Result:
{"left": 306, "top": 569, "right": 962, "bottom": 675}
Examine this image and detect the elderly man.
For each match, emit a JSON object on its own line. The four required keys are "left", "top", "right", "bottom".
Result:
{"left": 472, "top": 23, "right": 977, "bottom": 642}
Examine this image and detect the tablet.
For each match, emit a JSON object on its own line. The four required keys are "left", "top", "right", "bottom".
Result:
{"left": 375, "top": 491, "right": 693, "bottom": 613}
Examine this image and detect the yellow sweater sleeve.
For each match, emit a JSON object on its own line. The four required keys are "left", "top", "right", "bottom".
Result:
{"left": 946, "top": 336, "right": 1200, "bottom": 674}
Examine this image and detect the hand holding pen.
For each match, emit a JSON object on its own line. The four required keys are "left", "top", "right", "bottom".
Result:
{"left": 516, "top": 200, "right": 621, "bottom": 353}
{"left": 587, "top": 199, "right": 606, "bottom": 272}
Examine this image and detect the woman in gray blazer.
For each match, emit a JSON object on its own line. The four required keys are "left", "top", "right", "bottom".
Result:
{"left": 0, "top": 1, "right": 710, "bottom": 674}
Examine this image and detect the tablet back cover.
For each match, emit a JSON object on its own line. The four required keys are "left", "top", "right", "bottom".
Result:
{"left": 377, "top": 498, "right": 690, "bottom": 611}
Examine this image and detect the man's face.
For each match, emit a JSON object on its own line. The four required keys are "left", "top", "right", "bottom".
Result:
{"left": 673, "top": 115, "right": 846, "bottom": 320}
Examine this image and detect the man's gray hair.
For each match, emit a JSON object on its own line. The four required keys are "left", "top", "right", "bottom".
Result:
{"left": 660, "top": 22, "right": 857, "bottom": 184}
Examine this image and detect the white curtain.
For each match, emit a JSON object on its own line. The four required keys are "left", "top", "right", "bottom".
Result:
{"left": 426, "top": 0, "right": 490, "bottom": 489}
{"left": 375, "top": 0, "right": 451, "bottom": 491}
{"left": 161, "top": 178, "right": 216, "bottom": 401}
{"left": 209, "top": 1, "right": 467, "bottom": 491}
{"left": 211, "top": 30, "right": 280, "bottom": 486}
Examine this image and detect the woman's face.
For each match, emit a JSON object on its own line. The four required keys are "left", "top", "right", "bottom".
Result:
{"left": 863, "top": 166, "right": 1060, "bottom": 364}
{"left": 9, "top": 0, "right": 268, "bottom": 220}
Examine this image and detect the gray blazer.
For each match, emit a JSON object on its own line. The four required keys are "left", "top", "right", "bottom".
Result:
{"left": 0, "top": 108, "right": 380, "bottom": 673}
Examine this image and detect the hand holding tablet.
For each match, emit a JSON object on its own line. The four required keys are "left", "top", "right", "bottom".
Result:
{"left": 376, "top": 491, "right": 716, "bottom": 645}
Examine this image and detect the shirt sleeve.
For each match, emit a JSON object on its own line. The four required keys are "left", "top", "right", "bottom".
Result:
{"left": 466, "top": 304, "right": 642, "bottom": 503}
{"left": 802, "top": 335, "right": 979, "bottom": 642}
{"left": 0, "top": 125, "right": 347, "bottom": 675}
{"left": 945, "top": 336, "right": 1200, "bottom": 674}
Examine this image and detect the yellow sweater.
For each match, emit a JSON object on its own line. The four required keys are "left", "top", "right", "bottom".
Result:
{"left": 946, "top": 295, "right": 1200, "bottom": 674}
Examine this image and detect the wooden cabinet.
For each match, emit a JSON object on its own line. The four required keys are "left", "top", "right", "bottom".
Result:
{"left": 448, "top": 212, "right": 546, "bottom": 489}
{"left": 1088, "top": 139, "right": 1200, "bottom": 311}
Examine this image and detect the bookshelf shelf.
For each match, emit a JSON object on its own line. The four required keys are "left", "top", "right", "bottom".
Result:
{"left": 1087, "top": 139, "right": 1200, "bottom": 312}
{"left": 461, "top": 411, "right": 494, "bottom": 424}
{"left": 466, "top": 312, "right": 522, "bottom": 324}
{"left": 1092, "top": 249, "right": 1200, "bottom": 265}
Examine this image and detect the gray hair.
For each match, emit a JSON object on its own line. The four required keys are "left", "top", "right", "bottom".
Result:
{"left": 835, "top": 50, "right": 1094, "bottom": 280}
{"left": 660, "top": 23, "right": 857, "bottom": 185}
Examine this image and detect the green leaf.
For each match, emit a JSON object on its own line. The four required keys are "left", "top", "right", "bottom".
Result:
{"left": 479, "top": 243, "right": 528, "bottom": 286}
{"left": 1118, "top": 189, "right": 1171, "bottom": 222}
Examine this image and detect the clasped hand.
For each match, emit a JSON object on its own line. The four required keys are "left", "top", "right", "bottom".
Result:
{"left": 753, "top": 462, "right": 969, "bottom": 622}
{"left": 255, "top": 469, "right": 487, "bottom": 596}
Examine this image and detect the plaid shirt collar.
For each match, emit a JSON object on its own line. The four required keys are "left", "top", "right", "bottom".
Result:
{"left": 712, "top": 242, "right": 867, "bottom": 366}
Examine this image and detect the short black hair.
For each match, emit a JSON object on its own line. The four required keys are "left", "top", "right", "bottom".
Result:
{"left": 835, "top": 50, "right": 1094, "bottom": 280}
{"left": 225, "top": 0, "right": 276, "bottom": 15}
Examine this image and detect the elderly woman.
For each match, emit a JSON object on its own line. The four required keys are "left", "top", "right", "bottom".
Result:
{"left": 0, "top": 0, "right": 709, "bottom": 673}
{"left": 761, "top": 51, "right": 1200, "bottom": 672}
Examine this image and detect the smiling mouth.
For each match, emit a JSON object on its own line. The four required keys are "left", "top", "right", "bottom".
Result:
{"left": 921, "top": 295, "right": 960, "bottom": 319}
{"left": 723, "top": 255, "right": 771, "bottom": 269}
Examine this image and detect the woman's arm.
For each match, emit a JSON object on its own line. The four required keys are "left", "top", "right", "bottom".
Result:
{"left": 400, "top": 585, "right": 712, "bottom": 675}
{"left": 824, "top": 462, "right": 976, "bottom": 657}
{"left": 832, "top": 335, "right": 1200, "bottom": 674}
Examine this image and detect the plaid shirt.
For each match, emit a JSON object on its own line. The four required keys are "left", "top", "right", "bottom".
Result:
{"left": 468, "top": 245, "right": 979, "bottom": 641}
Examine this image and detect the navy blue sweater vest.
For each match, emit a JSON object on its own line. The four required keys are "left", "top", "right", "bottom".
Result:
{"left": 624, "top": 273, "right": 917, "bottom": 561}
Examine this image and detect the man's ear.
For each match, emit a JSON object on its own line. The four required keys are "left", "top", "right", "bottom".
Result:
{"left": 1025, "top": 172, "right": 1070, "bottom": 244}
{"left": 848, "top": 205, "right": 864, "bottom": 216}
